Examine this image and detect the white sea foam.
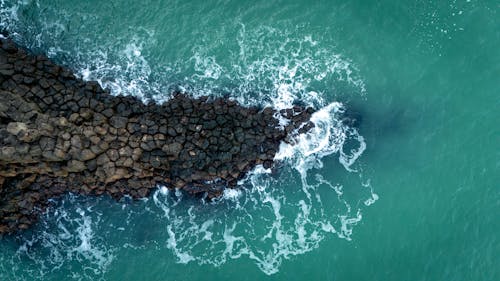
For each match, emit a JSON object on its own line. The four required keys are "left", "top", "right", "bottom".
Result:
{"left": 140, "top": 27, "right": 375, "bottom": 274}
{"left": 1, "top": 194, "right": 115, "bottom": 280}
{"left": 222, "top": 188, "right": 242, "bottom": 201}
{"left": 0, "top": 3, "right": 377, "bottom": 278}
{"left": 0, "top": 0, "right": 22, "bottom": 41}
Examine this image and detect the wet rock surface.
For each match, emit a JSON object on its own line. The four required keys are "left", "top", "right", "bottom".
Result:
{"left": 0, "top": 38, "right": 315, "bottom": 234}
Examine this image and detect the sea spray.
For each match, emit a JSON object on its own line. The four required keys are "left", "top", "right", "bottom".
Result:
{"left": 0, "top": 1, "right": 377, "bottom": 279}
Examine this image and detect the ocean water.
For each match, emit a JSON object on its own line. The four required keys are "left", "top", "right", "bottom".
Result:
{"left": 0, "top": 0, "right": 498, "bottom": 280}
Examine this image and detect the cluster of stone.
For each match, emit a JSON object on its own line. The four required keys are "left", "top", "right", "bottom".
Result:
{"left": 0, "top": 38, "right": 315, "bottom": 234}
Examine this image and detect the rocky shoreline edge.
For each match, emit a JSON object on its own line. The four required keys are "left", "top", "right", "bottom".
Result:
{"left": 0, "top": 37, "right": 315, "bottom": 234}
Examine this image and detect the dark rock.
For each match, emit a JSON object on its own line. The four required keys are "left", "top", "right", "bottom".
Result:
{"left": 39, "top": 78, "right": 50, "bottom": 89}
{"left": 167, "top": 127, "right": 177, "bottom": 137}
{"left": 67, "top": 160, "right": 86, "bottom": 172}
{"left": 0, "top": 37, "right": 316, "bottom": 234}
{"left": 79, "top": 149, "right": 96, "bottom": 161}
{"left": 70, "top": 135, "right": 82, "bottom": 149}
{"left": 162, "top": 142, "right": 182, "bottom": 156}
{"left": 0, "top": 68, "right": 14, "bottom": 76}
{"left": 101, "top": 108, "right": 114, "bottom": 118}
{"left": 107, "top": 149, "right": 119, "bottom": 162}
{"left": 109, "top": 116, "right": 128, "bottom": 129}
{"left": 204, "top": 120, "right": 217, "bottom": 130}
{"left": 96, "top": 153, "right": 110, "bottom": 166}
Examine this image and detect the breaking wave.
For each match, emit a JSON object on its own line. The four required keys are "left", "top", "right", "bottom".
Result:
{"left": 0, "top": 1, "right": 377, "bottom": 279}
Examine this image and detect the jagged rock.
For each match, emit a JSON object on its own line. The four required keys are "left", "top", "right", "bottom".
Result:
{"left": 0, "top": 68, "right": 14, "bottom": 76}
{"left": 109, "top": 116, "right": 128, "bottom": 129}
{"left": 0, "top": 37, "right": 316, "bottom": 234}
{"left": 107, "top": 168, "right": 130, "bottom": 183}
{"left": 165, "top": 127, "right": 175, "bottom": 137}
{"left": 162, "top": 142, "right": 182, "bottom": 156}
{"left": 53, "top": 148, "right": 67, "bottom": 159}
{"left": 0, "top": 146, "right": 15, "bottom": 159}
{"left": 6, "top": 122, "right": 27, "bottom": 136}
{"left": 79, "top": 149, "right": 96, "bottom": 161}
{"left": 70, "top": 135, "right": 82, "bottom": 149}
{"left": 67, "top": 160, "right": 86, "bottom": 172}
{"left": 96, "top": 153, "right": 110, "bottom": 166}
{"left": 131, "top": 148, "right": 142, "bottom": 161}
{"left": 94, "top": 126, "right": 107, "bottom": 135}
{"left": 107, "top": 149, "right": 119, "bottom": 162}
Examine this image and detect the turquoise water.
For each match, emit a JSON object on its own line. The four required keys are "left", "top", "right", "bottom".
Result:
{"left": 1, "top": 0, "right": 498, "bottom": 280}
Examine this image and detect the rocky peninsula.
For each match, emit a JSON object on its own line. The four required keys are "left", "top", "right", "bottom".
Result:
{"left": 0, "top": 38, "right": 315, "bottom": 234}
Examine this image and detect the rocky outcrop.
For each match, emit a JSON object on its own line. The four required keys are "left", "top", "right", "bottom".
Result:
{"left": 0, "top": 38, "right": 315, "bottom": 234}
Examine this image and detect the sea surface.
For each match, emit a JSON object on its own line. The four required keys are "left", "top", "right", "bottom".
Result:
{"left": 0, "top": 0, "right": 498, "bottom": 280}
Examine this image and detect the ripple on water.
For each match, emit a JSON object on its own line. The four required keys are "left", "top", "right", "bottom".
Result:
{"left": 0, "top": 1, "right": 377, "bottom": 279}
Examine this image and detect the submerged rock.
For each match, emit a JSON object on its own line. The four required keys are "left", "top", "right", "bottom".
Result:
{"left": 0, "top": 37, "right": 316, "bottom": 234}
